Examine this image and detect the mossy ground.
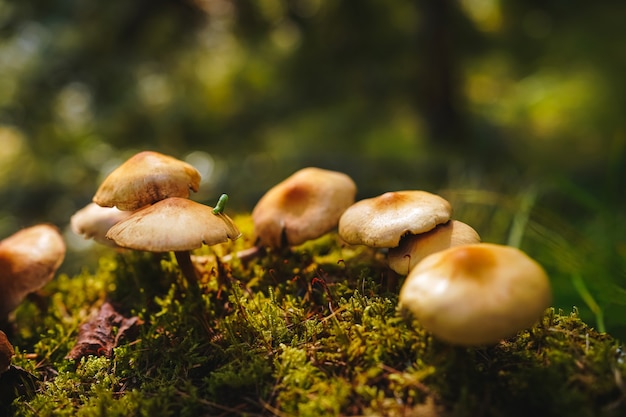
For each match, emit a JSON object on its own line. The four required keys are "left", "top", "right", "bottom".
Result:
{"left": 2, "top": 215, "right": 626, "bottom": 416}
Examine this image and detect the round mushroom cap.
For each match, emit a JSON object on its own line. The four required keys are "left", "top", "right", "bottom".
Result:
{"left": 0, "top": 330, "right": 14, "bottom": 373}
{"left": 252, "top": 167, "right": 357, "bottom": 248}
{"left": 388, "top": 220, "right": 481, "bottom": 275}
{"left": 70, "top": 203, "right": 134, "bottom": 247}
{"left": 93, "top": 151, "right": 201, "bottom": 211}
{"left": 399, "top": 243, "right": 552, "bottom": 346}
{"left": 0, "top": 224, "right": 66, "bottom": 317}
{"left": 106, "top": 197, "right": 241, "bottom": 252}
{"left": 338, "top": 191, "right": 452, "bottom": 248}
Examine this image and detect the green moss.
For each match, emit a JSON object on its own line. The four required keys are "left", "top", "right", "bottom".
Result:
{"left": 3, "top": 217, "right": 626, "bottom": 416}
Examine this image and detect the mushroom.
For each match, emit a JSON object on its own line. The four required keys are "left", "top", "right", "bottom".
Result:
{"left": 399, "top": 243, "right": 552, "bottom": 346}
{"left": 252, "top": 167, "right": 357, "bottom": 249}
{"left": 93, "top": 151, "right": 201, "bottom": 211}
{"left": 70, "top": 203, "right": 135, "bottom": 247}
{"left": 0, "top": 224, "right": 66, "bottom": 318}
{"left": 106, "top": 196, "right": 241, "bottom": 284}
{"left": 338, "top": 190, "right": 452, "bottom": 248}
{"left": 388, "top": 220, "right": 481, "bottom": 275}
{"left": 0, "top": 330, "right": 14, "bottom": 374}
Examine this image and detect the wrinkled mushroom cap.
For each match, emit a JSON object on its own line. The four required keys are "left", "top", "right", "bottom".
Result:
{"left": 388, "top": 220, "right": 481, "bottom": 275}
{"left": 399, "top": 243, "right": 552, "bottom": 346}
{"left": 0, "top": 330, "right": 14, "bottom": 373}
{"left": 252, "top": 167, "right": 357, "bottom": 248}
{"left": 70, "top": 203, "right": 134, "bottom": 247}
{"left": 0, "top": 224, "right": 66, "bottom": 317}
{"left": 106, "top": 197, "right": 241, "bottom": 252}
{"left": 93, "top": 151, "right": 201, "bottom": 211}
{"left": 338, "top": 191, "right": 452, "bottom": 248}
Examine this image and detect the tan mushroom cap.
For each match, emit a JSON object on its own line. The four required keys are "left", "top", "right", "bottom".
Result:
{"left": 388, "top": 220, "right": 481, "bottom": 275}
{"left": 0, "top": 330, "right": 14, "bottom": 373}
{"left": 0, "top": 224, "right": 66, "bottom": 317}
{"left": 93, "top": 151, "right": 201, "bottom": 211}
{"left": 252, "top": 167, "right": 357, "bottom": 248}
{"left": 399, "top": 243, "right": 552, "bottom": 346}
{"left": 338, "top": 190, "right": 452, "bottom": 248}
{"left": 70, "top": 203, "right": 134, "bottom": 247}
{"left": 106, "top": 197, "right": 241, "bottom": 252}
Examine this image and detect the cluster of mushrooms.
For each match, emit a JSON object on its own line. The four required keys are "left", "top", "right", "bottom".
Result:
{"left": 71, "top": 151, "right": 241, "bottom": 284}
{"left": 0, "top": 150, "right": 552, "bottom": 356}
{"left": 338, "top": 190, "right": 551, "bottom": 346}
{"left": 244, "top": 163, "right": 552, "bottom": 346}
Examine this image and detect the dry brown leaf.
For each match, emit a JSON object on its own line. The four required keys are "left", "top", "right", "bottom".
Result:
{"left": 66, "top": 302, "right": 141, "bottom": 361}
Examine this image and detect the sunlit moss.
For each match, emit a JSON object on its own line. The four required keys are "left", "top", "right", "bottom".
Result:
{"left": 4, "top": 217, "right": 626, "bottom": 416}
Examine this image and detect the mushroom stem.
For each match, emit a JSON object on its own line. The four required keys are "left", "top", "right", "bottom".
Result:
{"left": 174, "top": 251, "right": 199, "bottom": 284}
{"left": 220, "top": 245, "right": 266, "bottom": 264}
{"left": 385, "top": 268, "right": 401, "bottom": 293}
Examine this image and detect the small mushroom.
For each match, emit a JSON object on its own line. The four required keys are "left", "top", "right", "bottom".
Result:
{"left": 70, "top": 203, "right": 135, "bottom": 247}
{"left": 338, "top": 190, "right": 452, "bottom": 248}
{"left": 252, "top": 167, "right": 357, "bottom": 249}
{"left": 0, "top": 330, "right": 14, "bottom": 374}
{"left": 0, "top": 224, "right": 66, "bottom": 318}
{"left": 93, "top": 151, "right": 201, "bottom": 211}
{"left": 388, "top": 220, "right": 481, "bottom": 275}
{"left": 399, "top": 243, "right": 552, "bottom": 346}
{"left": 106, "top": 196, "right": 241, "bottom": 284}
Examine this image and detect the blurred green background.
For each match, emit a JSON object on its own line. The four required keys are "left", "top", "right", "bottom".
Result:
{"left": 1, "top": 0, "right": 625, "bottom": 336}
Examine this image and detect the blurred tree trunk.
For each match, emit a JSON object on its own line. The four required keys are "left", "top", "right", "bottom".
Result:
{"left": 417, "top": 0, "right": 467, "bottom": 150}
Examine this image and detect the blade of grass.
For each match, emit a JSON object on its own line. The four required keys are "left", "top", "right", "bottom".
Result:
{"left": 571, "top": 272, "right": 606, "bottom": 333}
{"left": 507, "top": 186, "right": 538, "bottom": 248}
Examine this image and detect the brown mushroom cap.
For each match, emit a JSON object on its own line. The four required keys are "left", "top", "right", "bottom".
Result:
{"left": 106, "top": 197, "right": 241, "bottom": 252}
{"left": 252, "top": 167, "right": 357, "bottom": 248}
{"left": 338, "top": 190, "right": 452, "bottom": 248}
{"left": 0, "top": 224, "right": 66, "bottom": 317}
{"left": 388, "top": 220, "right": 481, "bottom": 275}
{"left": 93, "top": 151, "right": 201, "bottom": 211}
{"left": 399, "top": 243, "right": 552, "bottom": 346}
{"left": 70, "top": 203, "right": 134, "bottom": 247}
{"left": 0, "top": 330, "right": 14, "bottom": 373}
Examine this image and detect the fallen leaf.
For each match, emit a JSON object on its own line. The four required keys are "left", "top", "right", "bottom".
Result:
{"left": 66, "top": 302, "right": 141, "bottom": 361}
